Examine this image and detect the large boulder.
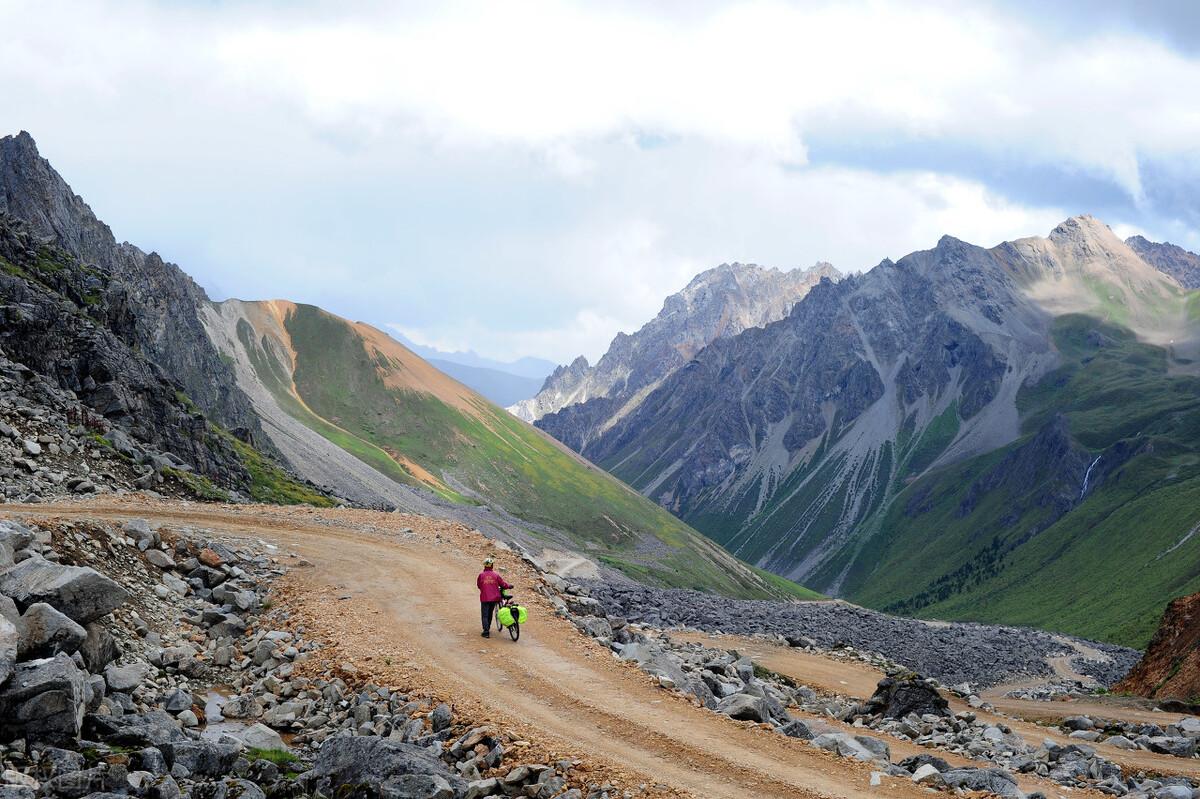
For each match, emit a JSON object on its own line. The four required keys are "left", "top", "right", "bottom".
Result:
{"left": 234, "top": 723, "right": 287, "bottom": 752}
{"left": 305, "top": 736, "right": 465, "bottom": 798}
{"left": 811, "top": 732, "right": 891, "bottom": 765}
{"left": 16, "top": 602, "right": 87, "bottom": 659}
{"left": 104, "top": 661, "right": 152, "bottom": 692}
{"left": 79, "top": 622, "right": 119, "bottom": 672}
{"left": 160, "top": 741, "right": 241, "bottom": 777}
{"left": 0, "top": 614, "right": 16, "bottom": 687}
{"left": 0, "top": 556, "right": 129, "bottom": 624}
{"left": 860, "top": 673, "right": 949, "bottom": 719}
{"left": 0, "top": 653, "right": 87, "bottom": 745}
{"left": 0, "top": 521, "right": 35, "bottom": 568}
{"left": 940, "top": 768, "right": 1020, "bottom": 797}
{"left": 84, "top": 710, "right": 187, "bottom": 747}
{"left": 716, "top": 693, "right": 771, "bottom": 723}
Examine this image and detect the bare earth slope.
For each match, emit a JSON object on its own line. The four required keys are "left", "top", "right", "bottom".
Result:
{"left": 1116, "top": 590, "right": 1200, "bottom": 701}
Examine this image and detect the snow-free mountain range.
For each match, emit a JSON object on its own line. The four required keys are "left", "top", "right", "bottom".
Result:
{"left": 3, "top": 130, "right": 1199, "bottom": 649}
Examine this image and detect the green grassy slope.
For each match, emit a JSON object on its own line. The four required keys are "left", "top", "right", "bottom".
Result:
{"left": 847, "top": 315, "right": 1200, "bottom": 647}
{"left": 240, "top": 302, "right": 820, "bottom": 599}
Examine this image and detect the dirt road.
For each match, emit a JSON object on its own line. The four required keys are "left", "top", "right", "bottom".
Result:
{"left": 8, "top": 498, "right": 941, "bottom": 799}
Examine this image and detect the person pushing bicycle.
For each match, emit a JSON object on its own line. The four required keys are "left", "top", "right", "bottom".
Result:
{"left": 477, "top": 556, "right": 512, "bottom": 638}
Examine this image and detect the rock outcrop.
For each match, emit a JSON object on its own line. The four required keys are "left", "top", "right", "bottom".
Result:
{"left": 1116, "top": 590, "right": 1200, "bottom": 701}
{"left": 1127, "top": 235, "right": 1200, "bottom": 289}
{"left": 0, "top": 132, "right": 263, "bottom": 438}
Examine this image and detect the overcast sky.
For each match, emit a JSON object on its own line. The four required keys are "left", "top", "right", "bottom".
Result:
{"left": 3, "top": 0, "right": 1199, "bottom": 364}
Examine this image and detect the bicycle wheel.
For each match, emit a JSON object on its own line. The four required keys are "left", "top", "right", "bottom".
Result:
{"left": 495, "top": 610, "right": 505, "bottom": 633}
{"left": 509, "top": 620, "right": 520, "bottom": 641}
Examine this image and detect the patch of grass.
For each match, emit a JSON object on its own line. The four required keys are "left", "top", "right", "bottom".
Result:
{"left": 747, "top": 564, "right": 825, "bottom": 601}
{"left": 220, "top": 430, "right": 335, "bottom": 507}
{"left": 245, "top": 747, "right": 299, "bottom": 766}
{"left": 163, "top": 467, "right": 231, "bottom": 502}
{"left": 89, "top": 432, "right": 114, "bottom": 450}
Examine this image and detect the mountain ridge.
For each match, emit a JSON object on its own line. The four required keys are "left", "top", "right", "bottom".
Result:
{"left": 544, "top": 214, "right": 1200, "bottom": 645}
{"left": 520, "top": 260, "right": 840, "bottom": 454}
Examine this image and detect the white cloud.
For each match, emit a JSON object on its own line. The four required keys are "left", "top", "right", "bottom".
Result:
{"left": 206, "top": 0, "right": 1200, "bottom": 196}
{"left": 0, "top": 0, "right": 1193, "bottom": 365}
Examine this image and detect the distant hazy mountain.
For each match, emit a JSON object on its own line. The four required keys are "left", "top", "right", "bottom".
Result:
{"left": 514, "top": 262, "right": 840, "bottom": 451}
{"left": 426, "top": 358, "right": 544, "bottom": 407}
{"left": 394, "top": 333, "right": 556, "bottom": 380}
{"left": 549, "top": 217, "right": 1200, "bottom": 647}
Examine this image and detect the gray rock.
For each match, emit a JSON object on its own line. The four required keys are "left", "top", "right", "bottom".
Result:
{"left": 143, "top": 550, "right": 175, "bottom": 570}
{"left": 220, "top": 694, "right": 261, "bottom": 719}
{"left": 130, "top": 748, "right": 168, "bottom": 776}
{"left": 860, "top": 674, "right": 949, "bottom": 719}
{"left": 941, "top": 768, "right": 1019, "bottom": 797}
{"left": 0, "top": 653, "right": 86, "bottom": 745}
{"left": 234, "top": 723, "right": 287, "bottom": 752}
{"left": 430, "top": 702, "right": 453, "bottom": 733}
{"left": 159, "top": 741, "right": 241, "bottom": 777}
{"left": 160, "top": 573, "right": 187, "bottom": 597}
{"left": 84, "top": 710, "right": 187, "bottom": 747}
{"left": 193, "top": 779, "right": 266, "bottom": 799}
{"left": 79, "top": 623, "right": 118, "bottom": 672}
{"left": 811, "top": 732, "right": 890, "bottom": 764}
{"left": 16, "top": 602, "right": 86, "bottom": 659}
{"left": 0, "top": 614, "right": 15, "bottom": 687}
{"left": 0, "top": 788, "right": 33, "bottom": 799}
{"left": 465, "top": 778, "right": 500, "bottom": 799}
{"left": 0, "top": 556, "right": 129, "bottom": 623}
{"left": 0, "top": 522, "right": 35, "bottom": 568}
{"left": 306, "top": 737, "right": 465, "bottom": 797}
{"left": 104, "top": 660, "right": 151, "bottom": 692}
{"left": 42, "top": 765, "right": 111, "bottom": 798}
{"left": 779, "top": 719, "right": 817, "bottom": 739}
{"left": 716, "top": 693, "right": 770, "bottom": 723}
{"left": 162, "top": 688, "right": 192, "bottom": 714}
{"left": 38, "top": 747, "right": 85, "bottom": 777}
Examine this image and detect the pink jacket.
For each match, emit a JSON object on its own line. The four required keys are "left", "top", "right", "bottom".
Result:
{"left": 477, "top": 567, "right": 512, "bottom": 603}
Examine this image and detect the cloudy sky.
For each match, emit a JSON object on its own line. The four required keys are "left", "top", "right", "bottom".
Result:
{"left": 3, "top": 0, "right": 1199, "bottom": 365}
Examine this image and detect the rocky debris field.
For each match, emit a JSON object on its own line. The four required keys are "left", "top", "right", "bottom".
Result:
{"left": 0, "top": 351, "right": 204, "bottom": 503}
{"left": 545, "top": 575, "right": 1199, "bottom": 799}
{"left": 1053, "top": 714, "right": 1200, "bottom": 760}
{"left": 0, "top": 516, "right": 614, "bottom": 799}
{"left": 580, "top": 580, "right": 1140, "bottom": 688}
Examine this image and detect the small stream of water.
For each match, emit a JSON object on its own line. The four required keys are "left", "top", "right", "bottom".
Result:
{"left": 1079, "top": 455, "right": 1102, "bottom": 499}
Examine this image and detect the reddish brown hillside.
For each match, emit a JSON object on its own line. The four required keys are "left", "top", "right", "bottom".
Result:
{"left": 1116, "top": 591, "right": 1200, "bottom": 701}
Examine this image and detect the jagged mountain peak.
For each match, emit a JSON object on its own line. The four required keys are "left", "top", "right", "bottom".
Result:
{"left": 1126, "top": 234, "right": 1200, "bottom": 289}
{"left": 511, "top": 258, "right": 838, "bottom": 426}
{"left": 1045, "top": 214, "right": 1130, "bottom": 259}
{"left": 0, "top": 129, "right": 262, "bottom": 435}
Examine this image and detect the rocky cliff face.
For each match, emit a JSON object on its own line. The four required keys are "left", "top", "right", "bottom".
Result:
{"left": 557, "top": 216, "right": 1200, "bottom": 645}
{"left": 1127, "top": 235, "right": 1200, "bottom": 289}
{"left": 519, "top": 262, "right": 839, "bottom": 451}
{"left": 1116, "top": 590, "right": 1200, "bottom": 700}
{"left": 0, "top": 133, "right": 329, "bottom": 505}
{"left": 0, "top": 213, "right": 251, "bottom": 492}
{"left": 0, "top": 132, "right": 263, "bottom": 440}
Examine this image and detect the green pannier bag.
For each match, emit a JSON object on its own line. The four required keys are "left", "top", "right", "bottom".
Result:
{"left": 497, "top": 606, "right": 515, "bottom": 627}
{"left": 515, "top": 605, "right": 528, "bottom": 624}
